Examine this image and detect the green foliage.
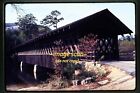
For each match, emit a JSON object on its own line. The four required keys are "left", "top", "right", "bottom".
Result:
{"left": 5, "top": 29, "right": 22, "bottom": 51}
{"left": 18, "top": 31, "right": 26, "bottom": 42}
{"left": 16, "top": 13, "right": 38, "bottom": 40}
{"left": 55, "top": 62, "right": 76, "bottom": 80}
{"left": 41, "top": 10, "right": 64, "bottom": 29}
{"left": 16, "top": 13, "right": 37, "bottom": 30}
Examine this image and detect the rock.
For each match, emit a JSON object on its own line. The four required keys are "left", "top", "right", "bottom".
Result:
{"left": 81, "top": 79, "right": 86, "bottom": 85}
{"left": 81, "top": 77, "right": 91, "bottom": 85}
{"left": 74, "top": 69, "right": 82, "bottom": 76}
{"left": 72, "top": 80, "right": 81, "bottom": 86}
{"left": 97, "top": 80, "right": 109, "bottom": 85}
{"left": 85, "top": 77, "right": 92, "bottom": 84}
{"left": 81, "top": 76, "right": 96, "bottom": 85}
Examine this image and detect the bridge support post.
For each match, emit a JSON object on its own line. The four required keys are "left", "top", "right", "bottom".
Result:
{"left": 33, "top": 64, "right": 37, "bottom": 80}
{"left": 20, "top": 61, "right": 23, "bottom": 72}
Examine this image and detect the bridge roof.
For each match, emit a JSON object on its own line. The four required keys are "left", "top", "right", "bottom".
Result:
{"left": 14, "top": 9, "right": 132, "bottom": 51}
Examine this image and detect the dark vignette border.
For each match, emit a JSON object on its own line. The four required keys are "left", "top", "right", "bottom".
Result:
{"left": 0, "top": 0, "right": 139, "bottom": 93}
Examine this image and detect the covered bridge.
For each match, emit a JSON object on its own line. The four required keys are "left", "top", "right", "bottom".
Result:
{"left": 12, "top": 9, "right": 132, "bottom": 68}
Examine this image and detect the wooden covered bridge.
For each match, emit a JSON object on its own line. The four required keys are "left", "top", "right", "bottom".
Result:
{"left": 11, "top": 9, "right": 132, "bottom": 80}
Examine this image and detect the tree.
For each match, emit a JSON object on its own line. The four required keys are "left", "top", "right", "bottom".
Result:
{"left": 126, "top": 35, "right": 131, "bottom": 41}
{"left": 41, "top": 10, "right": 64, "bottom": 29}
{"left": 16, "top": 13, "right": 38, "bottom": 41}
{"left": 5, "top": 29, "right": 22, "bottom": 52}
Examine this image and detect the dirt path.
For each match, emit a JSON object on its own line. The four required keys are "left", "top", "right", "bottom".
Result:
{"left": 6, "top": 65, "right": 135, "bottom": 91}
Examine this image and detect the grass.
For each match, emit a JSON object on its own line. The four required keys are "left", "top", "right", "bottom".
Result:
{"left": 119, "top": 40, "right": 135, "bottom": 53}
{"left": 118, "top": 39, "right": 135, "bottom": 60}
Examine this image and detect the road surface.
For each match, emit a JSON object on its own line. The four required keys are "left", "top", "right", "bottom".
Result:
{"left": 101, "top": 61, "right": 135, "bottom": 76}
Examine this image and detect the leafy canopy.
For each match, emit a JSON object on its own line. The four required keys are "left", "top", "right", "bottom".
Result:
{"left": 15, "top": 13, "right": 38, "bottom": 40}
{"left": 16, "top": 13, "right": 37, "bottom": 31}
{"left": 41, "top": 10, "right": 64, "bottom": 29}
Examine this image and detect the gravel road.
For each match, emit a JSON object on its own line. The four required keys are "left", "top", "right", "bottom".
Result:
{"left": 101, "top": 61, "right": 135, "bottom": 76}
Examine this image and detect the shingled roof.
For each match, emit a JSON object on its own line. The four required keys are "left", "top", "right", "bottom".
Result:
{"left": 14, "top": 9, "right": 133, "bottom": 50}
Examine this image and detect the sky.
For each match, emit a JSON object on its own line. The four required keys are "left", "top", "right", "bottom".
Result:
{"left": 5, "top": 3, "right": 135, "bottom": 34}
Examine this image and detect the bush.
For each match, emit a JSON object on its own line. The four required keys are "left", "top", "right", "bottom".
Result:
{"left": 62, "top": 62, "right": 76, "bottom": 79}
{"left": 84, "top": 62, "right": 109, "bottom": 78}
{"left": 40, "top": 75, "right": 70, "bottom": 89}
{"left": 72, "top": 62, "right": 109, "bottom": 82}
{"left": 54, "top": 62, "right": 83, "bottom": 80}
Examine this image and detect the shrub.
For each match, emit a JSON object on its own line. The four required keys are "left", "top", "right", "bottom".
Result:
{"left": 84, "top": 62, "right": 109, "bottom": 78}
{"left": 42, "top": 75, "right": 70, "bottom": 89}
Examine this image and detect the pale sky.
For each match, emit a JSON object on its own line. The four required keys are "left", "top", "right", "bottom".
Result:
{"left": 5, "top": 3, "right": 135, "bottom": 34}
